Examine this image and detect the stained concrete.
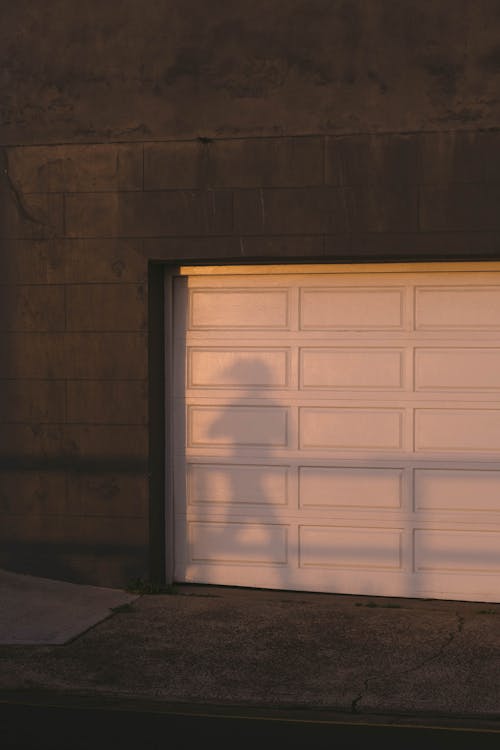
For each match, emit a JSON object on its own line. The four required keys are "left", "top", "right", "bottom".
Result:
{"left": 3, "top": 1, "right": 500, "bottom": 145}
{"left": 1, "top": 572, "right": 499, "bottom": 727}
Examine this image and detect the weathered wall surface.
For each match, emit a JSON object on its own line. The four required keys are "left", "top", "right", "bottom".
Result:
{"left": 3, "top": 1, "right": 500, "bottom": 587}
{"left": 3, "top": 0, "right": 500, "bottom": 145}
{"left": 0, "top": 145, "right": 150, "bottom": 586}
{"left": 3, "top": 131, "right": 500, "bottom": 585}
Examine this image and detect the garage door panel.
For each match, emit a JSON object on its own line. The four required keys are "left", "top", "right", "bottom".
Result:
{"left": 188, "top": 521, "right": 288, "bottom": 564}
{"left": 299, "top": 467, "right": 403, "bottom": 509}
{"left": 188, "top": 405, "right": 289, "bottom": 448}
{"left": 415, "top": 529, "right": 500, "bottom": 573}
{"left": 187, "top": 463, "right": 288, "bottom": 506}
{"left": 300, "top": 348, "right": 404, "bottom": 389}
{"left": 415, "top": 409, "right": 500, "bottom": 452}
{"left": 189, "top": 288, "right": 290, "bottom": 329}
{"left": 299, "top": 525, "right": 402, "bottom": 570}
{"left": 300, "top": 407, "right": 403, "bottom": 450}
{"left": 188, "top": 347, "right": 291, "bottom": 389}
{"left": 415, "top": 348, "right": 500, "bottom": 391}
{"left": 300, "top": 287, "right": 405, "bottom": 330}
{"left": 415, "top": 286, "right": 500, "bottom": 329}
{"left": 174, "top": 267, "right": 500, "bottom": 603}
{"left": 414, "top": 469, "right": 500, "bottom": 512}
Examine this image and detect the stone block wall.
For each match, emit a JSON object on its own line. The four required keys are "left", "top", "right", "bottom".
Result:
{"left": 2, "top": 130, "right": 500, "bottom": 586}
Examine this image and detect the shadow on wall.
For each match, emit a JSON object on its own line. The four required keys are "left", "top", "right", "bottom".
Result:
{"left": 200, "top": 359, "right": 285, "bottom": 585}
{"left": 0, "top": 540, "right": 147, "bottom": 588}
{"left": 0, "top": 454, "right": 150, "bottom": 588}
{"left": 177, "top": 352, "right": 500, "bottom": 604}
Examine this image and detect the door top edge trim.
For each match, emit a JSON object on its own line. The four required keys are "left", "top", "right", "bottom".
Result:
{"left": 179, "top": 262, "right": 500, "bottom": 276}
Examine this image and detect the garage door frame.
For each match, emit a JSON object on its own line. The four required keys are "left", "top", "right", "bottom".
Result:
{"left": 159, "top": 259, "right": 500, "bottom": 597}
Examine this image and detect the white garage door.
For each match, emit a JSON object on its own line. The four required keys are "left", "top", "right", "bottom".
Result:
{"left": 172, "top": 264, "right": 500, "bottom": 603}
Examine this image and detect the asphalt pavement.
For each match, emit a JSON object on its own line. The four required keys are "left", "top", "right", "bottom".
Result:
{"left": 1, "top": 568, "right": 500, "bottom": 733}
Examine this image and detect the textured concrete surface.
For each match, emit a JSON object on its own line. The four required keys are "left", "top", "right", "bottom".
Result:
{"left": 3, "top": 1, "right": 500, "bottom": 144}
{"left": 0, "top": 569, "right": 138, "bottom": 645}
{"left": 1, "top": 573, "right": 500, "bottom": 726}
{"left": 6, "top": 131, "right": 500, "bottom": 589}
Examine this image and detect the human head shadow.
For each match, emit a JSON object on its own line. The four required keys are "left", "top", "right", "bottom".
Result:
{"left": 206, "top": 357, "right": 286, "bottom": 448}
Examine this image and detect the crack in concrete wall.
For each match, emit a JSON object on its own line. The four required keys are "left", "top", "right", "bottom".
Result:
{"left": 1, "top": 149, "right": 48, "bottom": 230}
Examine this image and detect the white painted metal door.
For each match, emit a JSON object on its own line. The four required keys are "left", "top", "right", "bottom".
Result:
{"left": 172, "top": 264, "right": 500, "bottom": 603}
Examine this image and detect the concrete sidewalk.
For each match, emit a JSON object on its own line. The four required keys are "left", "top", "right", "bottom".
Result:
{"left": 1, "top": 570, "right": 500, "bottom": 728}
{"left": 0, "top": 569, "right": 138, "bottom": 645}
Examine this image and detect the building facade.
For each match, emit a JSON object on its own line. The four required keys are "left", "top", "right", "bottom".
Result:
{"left": 2, "top": 1, "right": 500, "bottom": 601}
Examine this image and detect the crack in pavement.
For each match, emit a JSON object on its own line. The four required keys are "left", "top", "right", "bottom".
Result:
{"left": 351, "top": 613, "right": 466, "bottom": 714}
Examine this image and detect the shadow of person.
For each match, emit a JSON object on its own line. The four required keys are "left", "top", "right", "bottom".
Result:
{"left": 188, "top": 357, "right": 289, "bottom": 588}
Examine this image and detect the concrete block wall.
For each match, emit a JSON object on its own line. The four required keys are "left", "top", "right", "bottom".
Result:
{"left": 0, "top": 144, "right": 149, "bottom": 586}
{"left": 2, "top": 130, "right": 500, "bottom": 586}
